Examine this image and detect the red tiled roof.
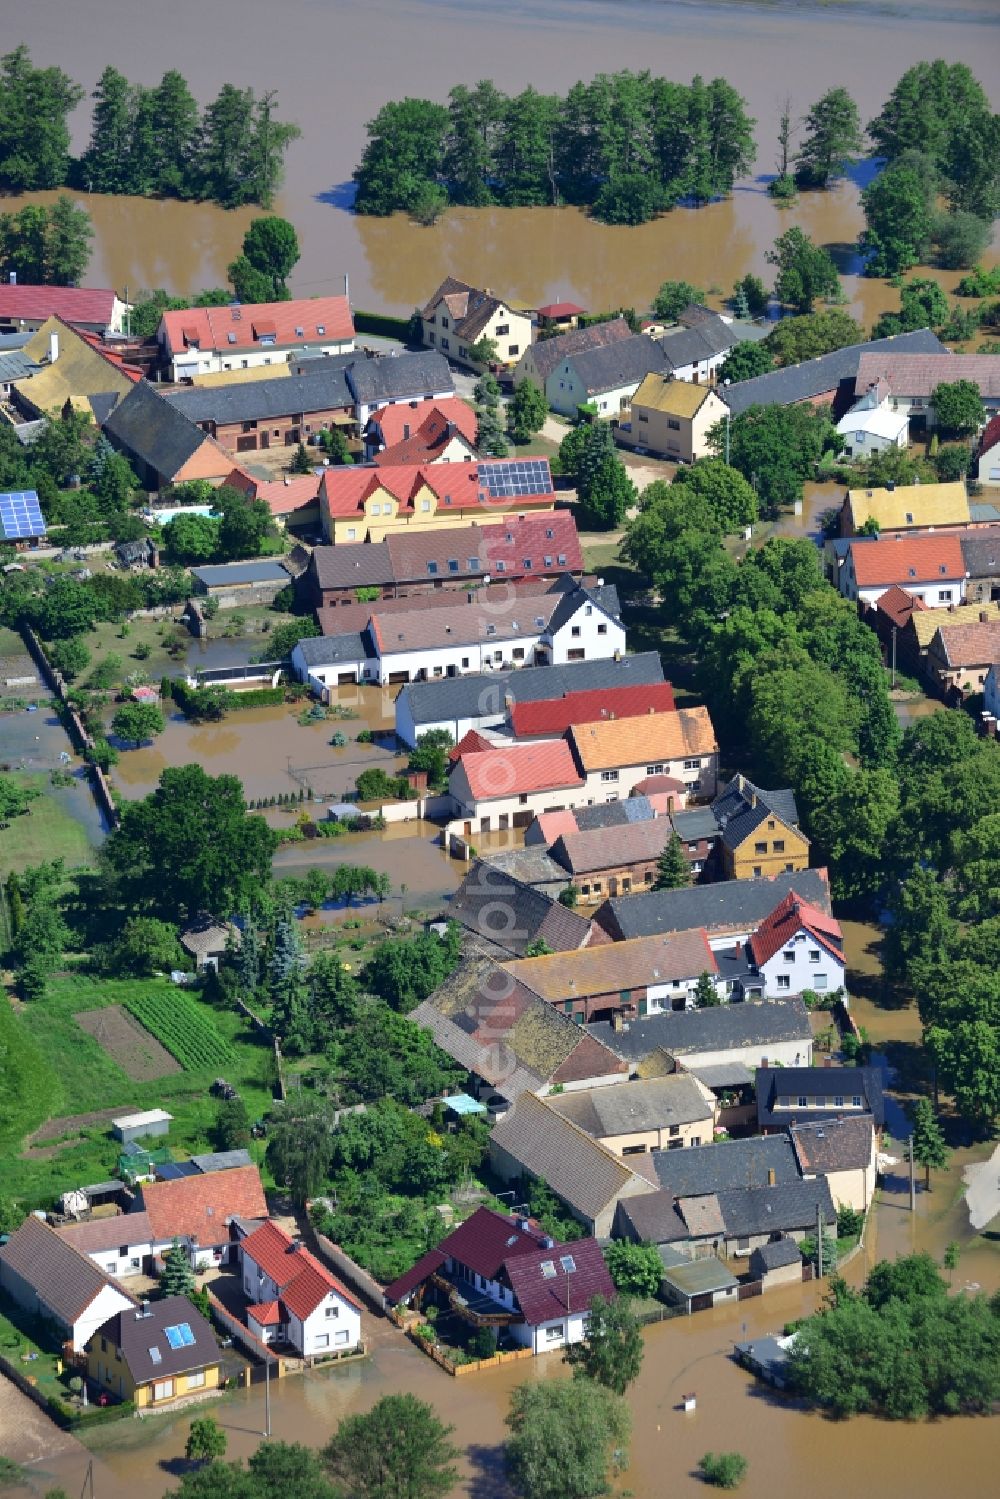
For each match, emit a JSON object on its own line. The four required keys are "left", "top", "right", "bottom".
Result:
{"left": 140, "top": 1165, "right": 267, "bottom": 1247}
{"left": 631, "top": 775, "right": 687, "bottom": 798}
{"left": 246, "top": 1300, "right": 281, "bottom": 1326}
{"left": 370, "top": 399, "right": 479, "bottom": 465}
{"left": 0, "top": 284, "right": 118, "bottom": 325}
{"left": 511, "top": 682, "right": 676, "bottom": 738}
{"left": 161, "top": 297, "right": 354, "bottom": 354}
{"left": 537, "top": 302, "right": 586, "bottom": 318}
{"left": 240, "top": 1219, "right": 361, "bottom": 1318}
{"left": 874, "top": 584, "right": 928, "bottom": 629}
{"left": 749, "top": 892, "right": 844, "bottom": 968}
{"left": 977, "top": 413, "right": 1000, "bottom": 457}
{"left": 225, "top": 468, "right": 321, "bottom": 517}
{"left": 849, "top": 533, "right": 965, "bottom": 588}
{"left": 75, "top": 329, "right": 143, "bottom": 382}
{"left": 532, "top": 809, "right": 581, "bottom": 841}
{"left": 449, "top": 729, "right": 494, "bottom": 762}
{"left": 855, "top": 352, "right": 1000, "bottom": 399}
{"left": 455, "top": 740, "right": 584, "bottom": 801}
{"left": 320, "top": 460, "right": 554, "bottom": 519}
{"left": 480, "top": 511, "right": 583, "bottom": 579}
{"left": 505, "top": 1234, "right": 614, "bottom": 1326}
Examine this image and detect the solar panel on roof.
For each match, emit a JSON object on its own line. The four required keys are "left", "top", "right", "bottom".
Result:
{"left": 479, "top": 461, "right": 553, "bottom": 500}
{"left": 0, "top": 489, "right": 46, "bottom": 541}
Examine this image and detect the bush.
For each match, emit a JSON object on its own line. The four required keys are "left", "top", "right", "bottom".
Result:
{"left": 700, "top": 1452, "right": 748, "bottom": 1490}
{"left": 837, "top": 1204, "right": 865, "bottom": 1238}
{"left": 353, "top": 309, "right": 414, "bottom": 340}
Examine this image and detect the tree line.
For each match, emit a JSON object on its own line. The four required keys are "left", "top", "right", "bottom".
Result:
{"left": 0, "top": 46, "right": 299, "bottom": 209}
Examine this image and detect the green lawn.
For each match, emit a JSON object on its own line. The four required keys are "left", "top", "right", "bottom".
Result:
{"left": 7, "top": 975, "right": 274, "bottom": 1206}
{"left": 0, "top": 1295, "right": 72, "bottom": 1401}
{"left": 0, "top": 775, "right": 96, "bottom": 878}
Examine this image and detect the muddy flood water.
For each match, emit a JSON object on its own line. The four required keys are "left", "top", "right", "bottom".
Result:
{"left": 7, "top": 0, "right": 999, "bottom": 321}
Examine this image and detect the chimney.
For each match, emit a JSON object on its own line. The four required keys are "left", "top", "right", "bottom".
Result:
{"left": 981, "top": 610, "right": 990, "bottom": 622}
{"left": 283, "top": 474, "right": 290, "bottom": 486}
{"left": 403, "top": 423, "right": 410, "bottom": 440}
{"left": 612, "top": 1011, "right": 623, "bottom": 1033}
{"left": 767, "top": 1168, "right": 775, "bottom": 1186}
{"left": 648, "top": 705, "right": 655, "bottom": 714}
{"left": 8, "top": 271, "right": 15, "bottom": 285}
{"left": 49, "top": 332, "right": 59, "bottom": 365}
{"left": 886, "top": 480, "right": 895, "bottom": 492}
{"left": 446, "top": 420, "right": 455, "bottom": 438}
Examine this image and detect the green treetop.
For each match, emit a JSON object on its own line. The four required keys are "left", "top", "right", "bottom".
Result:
{"left": 653, "top": 831, "right": 690, "bottom": 890}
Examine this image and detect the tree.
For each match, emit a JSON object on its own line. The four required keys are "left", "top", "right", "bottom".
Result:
{"left": 48, "top": 637, "right": 90, "bottom": 682}
{"left": 0, "top": 46, "right": 83, "bottom": 191}
{"left": 43, "top": 196, "right": 95, "bottom": 286}
{"left": 700, "top": 1453, "right": 749, "bottom": 1490}
{"left": 932, "top": 380, "right": 986, "bottom": 438}
{"left": 860, "top": 160, "right": 936, "bottom": 277}
{"left": 592, "top": 172, "right": 663, "bottom": 226}
{"left": 868, "top": 61, "right": 991, "bottom": 175}
{"left": 907, "top": 1098, "right": 949, "bottom": 1190}
{"left": 576, "top": 452, "right": 635, "bottom": 531}
{"left": 475, "top": 403, "right": 508, "bottom": 457}
{"left": 170, "top": 1442, "right": 338, "bottom": 1499}
{"left": 111, "top": 701, "right": 165, "bottom": 748}
{"left": 353, "top": 98, "right": 450, "bottom": 216}
{"left": 151, "top": 70, "right": 201, "bottom": 197}
{"left": 733, "top": 273, "right": 768, "bottom": 318}
{"left": 408, "top": 728, "right": 454, "bottom": 792}
{"left": 186, "top": 1417, "right": 227, "bottom": 1465}
{"left": 709, "top": 403, "right": 837, "bottom": 512}
{"left": 717, "top": 341, "right": 773, "bottom": 383}
{"left": 0, "top": 1195, "right": 25, "bottom": 1235}
{"left": 603, "top": 1240, "right": 663, "bottom": 1298}
{"left": 653, "top": 831, "right": 689, "bottom": 890}
{"left": 932, "top": 211, "right": 992, "bottom": 271}
{"left": 105, "top": 916, "right": 185, "bottom": 976}
{"left": 212, "top": 486, "right": 273, "bottom": 560}
{"left": 767, "top": 228, "right": 839, "bottom": 313}
{"left": 362, "top": 928, "right": 460, "bottom": 1012}
{"left": 160, "top": 1238, "right": 195, "bottom": 1297}
{"left": 505, "top": 1378, "right": 630, "bottom": 1499}
{"left": 103, "top": 765, "right": 276, "bottom": 921}
{"left": 564, "top": 1293, "right": 643, "bottom": 1396}
{"left": 290, "top": 442, "right": 313, "bottom": 475}
{"left": 694, "top": 970, "right": 720, "bottom": 1007}
{"left": 652, "top": 281, "right": 705, "bottom": 322}
{"left": 795, "top": 88, "right": 861, "bottom": 188}
{"left": 199, "top": 86, "right": 300, "bottom": 209}
{"left": 215, "top": 1096, "right": 252, "bottom": 1151}
{"left": 322, "top": 1393, "right": 459, "bottom": 1499}
{"left": 673, "top": 458, "right": 758, "bottom": 533}
{"left": 764, "top": 310, "right": 862, "bottom": 366}
{"left": 163, "top": 511, "right": 219, "bottom": 564}
{"left": 508, "top": 378, "right": 548, "bottom": 442}
{"left": 926, "top": 1019, "right": 1000, "bottom": 1132}
{"left": 231, "top": 216, "right": 300, "bottom": 300}
{"left": 79, "top": 66, "right": 133, "bottom": 193}
{"left": 943, "top": 1241, "right": 961, "bottom": 1285}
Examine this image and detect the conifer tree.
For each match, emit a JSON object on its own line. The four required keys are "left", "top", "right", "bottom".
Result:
{"left": 653, "top": 831, "right": 690, "bottom": 891}
{"left": 160, "top": 1237, "right": 195, "bottom": 1297}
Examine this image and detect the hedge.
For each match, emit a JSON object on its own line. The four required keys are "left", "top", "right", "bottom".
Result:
{"left": 354, "top": 309, "right": 414, "bottom": 340}
{"left": 49, "top": 1395, "right": 136, "bottom": 1429}
{"left": 226, "top": 686, "right": 285, "bottom": 710}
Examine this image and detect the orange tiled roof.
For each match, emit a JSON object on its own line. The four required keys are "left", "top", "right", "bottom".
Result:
{"left": 569, "top": 706, "right": 717, "bottom": 772}
{"left": 241, "top": 1219, "right": 361, "bottom": 1318}
{"left": 321, "top": 460, "right": 553, "bottom": 519}
{"left": 140, "top": 1165, "right": 267, "bottom": 1246}
{"left": 849, "top": 533, "right": 965, "bottom": 588}
{"left": 749, "top": 892, "right": 843, "bottom": 968}
{"left": 161, "top": 296, "right": 353, "bottom": 354}
{"left": 456, "top": 740, "right": 584, "bottom": 801}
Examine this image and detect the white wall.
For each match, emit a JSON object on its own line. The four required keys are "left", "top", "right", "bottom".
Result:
{"left": 508, "top": 1308, "right": 590, "bottom": 1354}
{"left": 581, "top": 750, "right": 718, "bottom": 803}
{"left": 354, "top": 384, "right": 454, "bottom": 427}
{"left": 546, "top": 362, "right": 644, "bottom": 419}
{"left": 674, "top": 1035, "right": 813, "bottom": 1072}
{"left": 759, "top": 930, "right": 845, "bottom": 999}
{"left": 548, "top": 607, "right": 625, "bottom": 666}
{"left": 86, "top": 1237, "right": 163, "bottom": 1279}
{"left": 839, "top": 553, "right": 966, "bottom": 608}
{"left": 168, "top": 337, "right": 354, "bottom": 382}
{"left": 298, "top": 1292, "right": 362, "bottom": 1356}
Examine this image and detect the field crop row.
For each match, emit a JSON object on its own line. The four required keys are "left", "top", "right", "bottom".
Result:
{"left": 124, "top": 989, "right": 236, "bottom": 1072}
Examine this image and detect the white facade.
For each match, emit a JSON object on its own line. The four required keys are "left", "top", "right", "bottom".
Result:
{"left": 546, "top": 360, "right": 644, "bottom": 419}
{"left": 836, "top": 403, "right": 909, "bottom": 457}
{"left": 671, "top": 1033, "right": 813, "bottom": 1073}
{"left": 90, "top": 1237, "right": 164, "bottom": 1279}
{"left": 510, "top": 1309, "right": 591, "bottom": 1354}
{"left": 580, "top": 749, "right": 718, "bottom": 804}
{"left": 163, "top": 335, "right": 354, "bottom": 382}
{"left": 241, "top": 1246, "right": 361, "bottom": 1357}
{"left": 758, "top": 929, "right": 845, "bottom": 1000}
{"left": 0, "top": 1261, "right": 133, "bottom": 1353}
{"left": 353, "top": 381, "right": 455, "bottom": 429}
{"left": 977, "top": 437, "right": 1000, "bottom": 487}
{"left": 422, "top": 299, "right": 532, "bottom": 371}
{"left": 547, "top": 605, "right": 626, "bottom": 666}
{"left": 838, "top": 549, "right": 966, "bottom": 608}
{"left": 448, "top": 767, "right": 586, "bottom": 833}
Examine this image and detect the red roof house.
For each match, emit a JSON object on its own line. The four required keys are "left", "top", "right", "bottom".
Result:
{"left": 320, "top": 458, "right": 555, "bottom": 532}
{"left": 450, "top": 740, "right": 584, "bottom": 809}
{"left": 159, "top": 296, "right": 354, "bottom": 364}
{"left": 241, "top": 1219, "right": 362, "bottom": 1355}
{"left": 0, "top": 284, "right": 123, "bottom": 333}
{"left": 511, "top": 682, "right": 676, "bottom": 738}
{"left": 368, "top": 399, "right": 478, "bottom": 465}
{"left": 749, "top": 892, "right": 844, "bottom": 968}
{"left": 138, "top": 1166, "right": 268, "bottom": 1262}
{"left": 844, "top": 533, "right": 966, "bottom": 599}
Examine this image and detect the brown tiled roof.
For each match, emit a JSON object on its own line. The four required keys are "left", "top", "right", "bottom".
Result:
{"left": 855, "top": 351, "right": 1000, "bottom": 399}
{"left": 489, "top": 1093, "right": 650, "bottom": 1219}
{"left": 506, "top": 928, "right": 717, "bottom": 1002}
{"left": 550, "top": 817, "right": 674, "bottom": 876}
{"left": 569, "top": 706, "right": 717, "bottom": 771}
{"left": 422, "top": 277, "right": 514, "bottom": 343}
{"left": 56, "top": 1212, "right": 155, "bottom": 1256}
{"left": 677, "top": 1194, "right": 726, "bottom": 1237}
{"left": 790, "top": 1116, "right": 875, "bottom": 1173}
{"left": 873, "top": 584, "right": 928, "bottom": 629}
{"left": 139, "top": 1166, "right": 267, "bottom": 1247}
{"left": 931, "top": 617, "right": 1000, "bottom": 668}
{"left": 910, "top": 599, "right": 1000, "bottom": 649}
{"left": 0, "top": 1217, "right": 137, "bottom": 1326}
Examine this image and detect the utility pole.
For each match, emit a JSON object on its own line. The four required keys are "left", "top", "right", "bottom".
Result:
{"left": 891, "top": 624, "right": 897, "bottom": 689}
{"left": 263, "top": 1355, "right": 271, "bottom": 1438}
{"left": 724, "top": 399, "right": 731, "bottom": 466}
{"left": 80, "top": 1459, "right": 95, "bottom": 1499}
{"left": 908, "top": 1133, "right": 916, "bottom": 1213}
{"left": 816, "top": 1203, "right": 823, "bottom": 1278}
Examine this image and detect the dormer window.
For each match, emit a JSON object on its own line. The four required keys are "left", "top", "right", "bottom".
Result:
{"left": 540, "top": 1260, "right": 556, "bottom": 1278}
{"left": 486, "top": 623, "right": 496, "bottom": 635}
{"left": 317, "top": 325, "right": 325, "bottom": 335}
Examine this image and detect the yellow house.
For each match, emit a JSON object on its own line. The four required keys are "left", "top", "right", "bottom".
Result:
{"left": 86, "top": 1295, "right": 221, "bottom": 1409}
{"left": 711, "top": 774, "right": 810, "bottom": 880}
{"left": 320, "top": 458, "right": 555, "bottom": 544}
{"left": 421, "top": 277, "right": 533, "bottom": 370}
{"left": 620, "top": 375, "right": 729, "bottom": 463}
{"left": 839, "top": 481, "right": 971, "bottom": 537}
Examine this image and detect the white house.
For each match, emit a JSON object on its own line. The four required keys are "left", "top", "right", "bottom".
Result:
{"left": 589, "top": 998, "right": 815, "bottom": 1076}
{"left": 137, "top": 1164, "right": 269, "bottom": 1271}
{"left": 55, "top": 1211, "right": 169, "bottom": 1280}
{"left": 748, "top": 892, "right": 846, "bottom": 999}
{"left": 975, "top": 415, "right": 1000, "bottom": 487}
{"left": 568, "top": 706, "right": 719, "bottom": 802}
{"left": 448, "top": 738, "right": 586, "bottom": 834}
{"left": 421, "top": 278, "right": 533, "bottom": 371}
{"left": 0, "top": 1217, "right": 136, "bottom": 1352}
{"left": 838, "top": 534, "right": 967, "bottom": 608}
{"left": 240, "top": 1220, "right": 362, "bottom": 1358}
{"left": 546, "top": 334, "right": 669, "bottom": 418}
{"left": 158, "top": 297, "right": 355, "bottom": 381}
{"left": 836, "top": 386, "right": 910, "bottom": 458}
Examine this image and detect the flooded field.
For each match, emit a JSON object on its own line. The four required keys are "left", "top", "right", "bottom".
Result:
{"left": 6, "top": 0, "right": 998, "bottom": 320}
{"left": 275, "top": 818, "right": 463, "bottom": 915}
{"left": 0, "top": 707, "right": 108, "bottom": 850}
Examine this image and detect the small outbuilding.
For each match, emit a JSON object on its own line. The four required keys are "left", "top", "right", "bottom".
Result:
{"left": 748, "top": 1235, "right": 802, "bottom": 1290}
{"left": 659, "top": 1250, "right": 739, "bottom": 1313}
{"left": 180, "top": 916, "right": 239, "bottom": 972}
{"left": 111, "top": 1109, "right": 173, "bottom": 1145}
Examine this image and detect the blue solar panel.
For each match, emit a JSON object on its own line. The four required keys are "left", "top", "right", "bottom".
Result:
{"left": 164, "top": 1322, "right": 195, "bottom": 1349}
{"left": 478, "top": 461, "right": 554, "bottom": 500}
{"left": 0, "top": 489, "right": 46, "bottom": 541}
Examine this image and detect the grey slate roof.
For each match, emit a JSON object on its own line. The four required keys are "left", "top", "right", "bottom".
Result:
{"left": 0, "top": 350, "right": 40, "bottom": 383}
{"left": 960, "top": 526, "right": 1000, "bottom": 578}
{"left": 750, "top": 1235, "right": 802, "bottom": 1272}
{"left": 311, "top": 540, "right": 392, "bottom": 591}
{"left": 489, "top": 1093, "right": 648, "bottom": 1221}
{"left": 527, "top": 318, "right": 633, "bottom": 383}
{"left": 88, "top": 391, "right": 123, "bottom": 427}
{"left": 588, "top": 997, "right": 812, "bottom": 1064}
{"left": 616, "top": 1190, "right": 689, "bottom": 1244}
{"left": 658, "top": 320, "right": 739, "bottom": 370}
{"left": 672, "top": 807, "right": 721, "bottom": 842}
{"left": 296, "top": 629, "right": 368, "bottom": 667}
{"left": 712, "top": 775, "right": 800, "bottom": 848}
{"left": 564, "top": 334, "right": 668, "bottom": 395}
{"left": 721, "top": 328, "right": 947, "bottom": 417}
{"left": 595, "top": 868, "right": 831, "bottom": 941}
{"left": 346, "top": 351, "right": 454, "bottom": 406}
{"left": 479, "top": 845, "right": 567, "bottom": 889}
{"left": 165, "top": 359, "right": 353, "bottom": 424}
{"left": 191, "top": 1149, "right": 254, "bottom": 1173}
{"left": 448, "top": 860, "right": 593, "bottom": 956}
{"left": 652, "top": 1134, "right": 800, "bottom": 1196}
{"left": 548, "top": 581, "right": 621, "bottom": 633}
{"left": 399, "top": 650, "right": 665, "bottom": 728}
{"left": 0, "top": 331, "right": 33, "bottom": 350}
{"left": 547, "top": 1073, "right": 713, "bottom": 1138}
{"left": 94, "top": 1294, "right": 218, "bottom": 1385}
{"left": 0, "top": 1216, "right": 135, "bottom": 1328}
{"left": 757, "top": 1066, "right": 885, "bottom": 1130}
{"left": 191, "top": 559, "right": 289, "bottom": 587}
{"left": 103, "top": 379, "right": 207, "bottom": 479}
{"left": 716, "top": 1178, "right": 835, "bottom": 1237}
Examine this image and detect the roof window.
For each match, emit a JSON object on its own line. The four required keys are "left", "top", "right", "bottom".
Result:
{"left": 540, "top": 1260, "right": 557, "bottom": 1278}
{"left": 165, "top": 1323, "right": 196, "bottom": 1349}
{"left": 560, "top": 1255, "right": 577, "bottom": 1273}
{"left": 317, "top": 325, "right": 325, "bottom": 334}
{"left": 148, "top": 1345, "right": 162, "bottom": 1364}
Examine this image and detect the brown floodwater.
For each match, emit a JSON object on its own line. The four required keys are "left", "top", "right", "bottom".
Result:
{"left": 5, "top": 0, "right": 998, "bottom": 321}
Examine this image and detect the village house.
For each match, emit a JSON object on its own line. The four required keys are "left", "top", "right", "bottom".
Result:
{"left": 594, "top": 866, "right": 833, "bottom": 942}
{"left": 164, "top": 359, "right": 355, "bottom": 454}
{"left": 157, "top": 296, "right": 355, "bottom": 381}
{"left": 223, "top": 469, "right": 322, "bottom": 530}
{"left": 385, "top": 1206, "right": 615, "bottom": 1354}
{"left": 135, "top": 1164, "right": 268, "bottom": 1270}
{"left": 838, "top": 480, "right": 971, "bottom": 537}
{"left": 960, "top": 527, "right": 1000, "bottom": 604}
{"left": 102, "top": 379, "right": 234, "bottom": 491}
{"left": 343, "top": 351, "right": 456, "bottom": 427}
{"left": 546, "top": 333, "right": 669, "bottom": 419}
{"left": 859, "top": 584, "right": 928, "bottom": 677}
{"left": 394, "top": 650, "right": 666, "bottom": 747}
{"left": 790, "top": 1116, "right": 878, "bottom": 1213}
{"left": 924, "top": 613, "right": 1000, "bottom": 697}
{"left": 512, "top": 816, "right": 694, "bottom": 902}
{"left": 0, "top": 283, "right": 129, "bottom": 336}
{"left": 589, "top": 997, "right": 815, "bottom": 1077}
{"left": 512, "top": 317, "right": 632, "bottom": 394}
{"left": 85, "top": 1295, "right": 220, "bottom": 1408}
{"left": 891, "top": 598, "right": 1000, "bottom": 684}
{"left": 756, "top": 1065, "right": 885, "bottom": 1134}
{"left": 535, "top": 302, "right": 587, "bottom": 333}
{"left": 448, "top": 739, "right": 586, "bottom": 835}
{"left": 421, "top": 278, "right": 532, "bottom": 370}
{"left": 488, "top": 1093, "right": 656, "bottom": 1237}
{"left": 545, "top": 1072, "right": 717, "bottom": 1154}
{"left": 704, "top": 774, "right": 807, "bottom": 880}
{"left": 852, "top": 351, "right": 1000, "bottom": 431}
{"left": 445, "top": 860, "right": 601, "bottom": 958}
{"left": 655, "top": 314, "right": 742, "bottom": 384}
{"left": 412, "top": 951, "right": 627, "bottom": 1106}
{"left": 0, "top": 343, "right": 39, "bottom": 400}
{"left": 240, "top": 1220, "right": 362, "bottom": 1357}
{"left": 834, "top": 380, "right": 910, "bottom": 458}
{"left": 619, "top": 377, "right": 728, "bottom": 463}
{"left": 747, "top": 1237, "right": 803, "bottom": 1291}
{"left": 567, "top": 706, "right": 719, "bottom": 800}
{"left": 11, "top": 317, "right": 139, "bottom": 426}
{"left": 0, "top": 1216, "right": 136, "bottom": 1351}
{"left": 511, "top": 682, "right": 677, "bottom": 739}
{"left": 975, "top": 414, "right": 1000, "bottom": 487}
{"left": 191, "top": 559, "right": 292, "bottom": 608}
{"left": 836, "top": 533, "right": 967, "bottom": 607}
{"left": 505, "top": 928, "right": 721, "bottom": 1024}
{"left": 720, "top": 328, "right": 946, "bottom": 419}
{"left": 318, "top": 456, "right": 556, "bottom": 545}
{"left": 179, "top": 917, "right": 240, "bottom": 972}
{"left": 747, "top": 892, "right": 846, "bottom": 1001}
{"left": 307, "top": 512, "right": 584, "bottom": 615}
{"left": 364, "top": 398, "right": 478, "bottom": 464}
